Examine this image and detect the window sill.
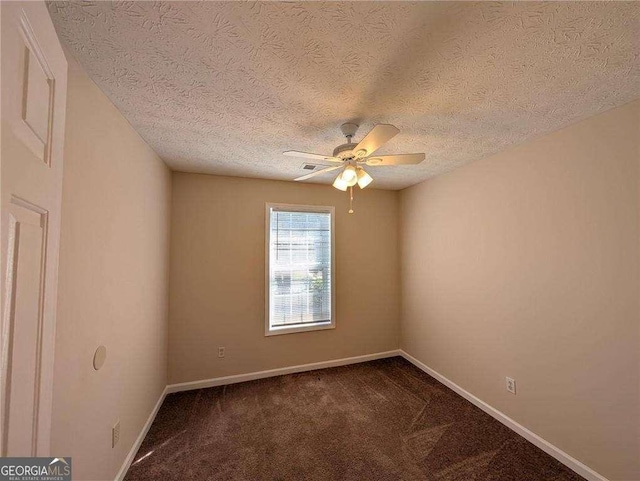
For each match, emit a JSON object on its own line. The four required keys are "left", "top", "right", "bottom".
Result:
{"left": 265, "top": 321, "right": 335, "bottom": 337}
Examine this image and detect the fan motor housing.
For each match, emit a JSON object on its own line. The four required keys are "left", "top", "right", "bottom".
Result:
{"left": 333, "top": 143, "right": 356, "bottom": 159}
{"left": 333, "top": 143, "right": 368, "bottom": 161}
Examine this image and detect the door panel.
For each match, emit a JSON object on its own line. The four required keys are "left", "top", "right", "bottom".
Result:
{"left": 3, "top": 200, "right": 46, "bottom": 455}
{"left": 17, "top": 13, "right": 56, "bottom": 165}
{"left": 1, "top": 1, "right": 67, "bottom": 457}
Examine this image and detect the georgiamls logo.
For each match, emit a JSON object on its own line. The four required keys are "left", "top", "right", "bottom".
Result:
{"left": 0, "top": 456, "right": 72, "bottom": 480}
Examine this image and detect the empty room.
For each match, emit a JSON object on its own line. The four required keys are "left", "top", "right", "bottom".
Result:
{"left": 1, "top": 1, "right": 638, "bottom": 481}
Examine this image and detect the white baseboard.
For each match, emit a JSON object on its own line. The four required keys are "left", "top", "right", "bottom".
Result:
{"left": 166, "top": 350, "right": 401, "bottom": 394}
{"left": 399, "top": 350, "right": 608, "bottom": 481}
{"left": 114, "top": 386, "right": 168, "bottom": 481}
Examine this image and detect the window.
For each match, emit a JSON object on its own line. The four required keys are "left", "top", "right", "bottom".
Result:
{"left": 265, "top": 203, "right": 335, "bottom": 335}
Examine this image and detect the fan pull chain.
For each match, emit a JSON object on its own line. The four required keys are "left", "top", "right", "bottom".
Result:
{"left": 348, "top": 186, "right": 354, "bottom": 214}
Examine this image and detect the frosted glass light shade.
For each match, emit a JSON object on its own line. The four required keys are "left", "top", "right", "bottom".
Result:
{"left": 333, "top": 175, "right": 349, "bottom": 191}
{"left": 357, "top": 168, "right": 373, "bottom": 189}
{"left": 341, "top": 165, "right": 357, "bottom": 185}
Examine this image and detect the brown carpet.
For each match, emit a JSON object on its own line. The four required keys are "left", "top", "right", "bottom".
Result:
{"left": 124, "top": 357, "right": 584, "bottom": 481}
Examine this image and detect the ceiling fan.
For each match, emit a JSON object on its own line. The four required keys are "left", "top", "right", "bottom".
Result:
{"left": 284, "top": 123, "right": 425, "bottom": 212}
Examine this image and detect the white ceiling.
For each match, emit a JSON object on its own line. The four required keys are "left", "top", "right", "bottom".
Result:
{"left": 48, "top": 1, "right": 639, "bottom": 190}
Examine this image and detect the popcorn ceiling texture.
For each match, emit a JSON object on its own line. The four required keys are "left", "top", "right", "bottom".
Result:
{"left": 48, "top": 1, "right": 640, "bottom": 190}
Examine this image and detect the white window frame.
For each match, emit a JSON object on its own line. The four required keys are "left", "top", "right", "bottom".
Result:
{"left": 265, "top": 203, "right": 336, "bottom": 336}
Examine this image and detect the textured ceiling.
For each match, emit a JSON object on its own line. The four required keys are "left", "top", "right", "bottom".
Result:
{"left": 48, "top": 1, "right": 640, "bottom": 190}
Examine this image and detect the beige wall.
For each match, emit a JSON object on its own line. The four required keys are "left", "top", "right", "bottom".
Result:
{"left": 400, "top": 100, "right": 640, "bottom": 480}
{"left": 51, "top": 59, "right": 171, "bottom": 480}
{"left": 169, "top": 173, "right": 400, "bottom": 384}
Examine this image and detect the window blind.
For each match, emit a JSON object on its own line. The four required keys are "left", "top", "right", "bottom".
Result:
{"left": 269, "top": 209, "right": 332, "bottom": 329}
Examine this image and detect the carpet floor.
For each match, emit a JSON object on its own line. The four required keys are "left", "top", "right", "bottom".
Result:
{"left": 124, "top": 357, "right": 584, "bottom": 481}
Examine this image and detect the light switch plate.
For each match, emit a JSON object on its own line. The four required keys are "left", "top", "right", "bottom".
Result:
{"left": 112, "top": 420, "right": 120, "bottom": 448}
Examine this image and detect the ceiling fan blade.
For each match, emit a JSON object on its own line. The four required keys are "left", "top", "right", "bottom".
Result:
{"left": 294, "top": 164, "right": 343, "bottom": 181}
{"left": 283, "top": 151, "right": 341, "bottom": 162}
{"left": 365, "top": 153, "right": 425, "bottom": 166}
{"left": 353, "top": 124, "right": 400, "bottom": 157}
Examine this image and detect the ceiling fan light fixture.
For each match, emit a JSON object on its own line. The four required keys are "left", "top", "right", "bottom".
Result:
{"left": 356, "top": 167, "right": 373, "bottom": 189}
{"left": 286, "top": 123, "right": 424, "bottom": 210}
{"left": 332, "top": 174, "right": 349, "bottom": 191}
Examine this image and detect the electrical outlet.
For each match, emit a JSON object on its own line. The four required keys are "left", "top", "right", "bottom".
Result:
{"left": 218, "top": 347, "right": 225, "bottom": 358}
{"left": 112, "top": 420, "right": 120, "bottom": 448}
{"left": 506, "top": 377, "right": 516, "bottom": 394}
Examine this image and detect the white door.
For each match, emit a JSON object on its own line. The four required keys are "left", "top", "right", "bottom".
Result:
{"left": 0, "top": 1, "right": 67, "bottom": 457}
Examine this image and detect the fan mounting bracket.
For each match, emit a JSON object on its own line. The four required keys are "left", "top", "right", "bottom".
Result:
{"left": 340, "top": 123, "right": 359, "bottom": 140}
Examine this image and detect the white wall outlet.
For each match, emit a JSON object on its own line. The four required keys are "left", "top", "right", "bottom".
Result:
{"left": 112, "top": 420, "right": 120, "bottom": 448}
{"left": 218, "top": 346, "right": 225, "bottom": 358}
{"left": 506, "top": 377, "right": 516, "bottom": 394}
